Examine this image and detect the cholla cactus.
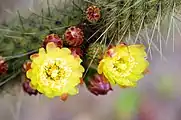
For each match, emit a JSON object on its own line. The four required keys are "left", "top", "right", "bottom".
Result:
{"left": 0, "top": 0, "right": 180, "bottom": 99}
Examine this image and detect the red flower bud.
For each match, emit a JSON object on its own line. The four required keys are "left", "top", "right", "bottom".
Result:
{"left": 64, "top": 26, "right": 84, "bottom": 47}
{"left": 69, "top": 47, "right": 83, "bottom": 58}
{"left": 43, "top": 34, "right": 63, "bottom": 48}
{"left": 22, "top": 79, "right": 38, "bottom": 96}
{"left": 87, "top": 74, "right": 112, "bottom": 96}
{"left": 86, "top": 5, "right": 101, "bottom": 23}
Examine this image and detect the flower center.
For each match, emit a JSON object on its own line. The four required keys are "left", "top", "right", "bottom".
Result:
{"left": 45, "top": 64, "right": 66, "bottom": 81}
{"left": 112, "top": 56, "right": 136, "bottom": 77}
{"left": 41, "top": 58, "right": 71, "bottom": 82}
{"left": 113, "top": 58, "right": 127, "bottom": 71}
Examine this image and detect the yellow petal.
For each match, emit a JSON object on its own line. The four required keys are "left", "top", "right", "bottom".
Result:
{"left": 26, "top": 69, "right": 32, "bottom": 79}
{"left": 97, "top": 60, "right": 105, "bottom": 74}
{"left": 46, "top": 42, "right": 57, "bottom": 50}
{"left": 30, "top": 53, "right": 39, "bottom": 60}
{"left": 38, "top": 48, "right": 46, "bottom": 56}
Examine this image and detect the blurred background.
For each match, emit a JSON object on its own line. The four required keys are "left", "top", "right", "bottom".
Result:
{"left": 0, "top": 0, "right": 181, "bottom": 120}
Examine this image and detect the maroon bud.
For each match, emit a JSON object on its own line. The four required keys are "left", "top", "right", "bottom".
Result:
{"left": 22, "top": 79, "right": 38, "bottom": 96}
{"left": 69, "top": 47, "right": 83, "bottom": 58}
{"left": 87, "top": 74, "right": 113, "bottom": 96}
{"left": 64, "top": 26, "right": 84, "bottom": 47}
{"left": 43, "top": 34, "right": 63, "bottom": 48}
{"left": 86, "top": 5, "right": 101, "bottom": 23}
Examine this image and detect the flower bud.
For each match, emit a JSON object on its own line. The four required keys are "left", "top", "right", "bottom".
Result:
{"left": 86, "top": 5, "right": 101, "bottom": 23}
{"left": 43, "top": 34, "right": 63, "bottom": 48}
{"left": 22, "top": 79, "right": 38, "bottom": 96}
{"left": 64, "top": 26, "right": 84, "bottom": 47}
{"left": 87, "top": 74, "right": 112, "bottom": 96}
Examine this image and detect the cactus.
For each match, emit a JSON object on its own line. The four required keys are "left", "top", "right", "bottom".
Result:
{"left": 0, "top": 0, "right": 180, "bottom": 96}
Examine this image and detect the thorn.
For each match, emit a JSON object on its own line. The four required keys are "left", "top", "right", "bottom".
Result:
{"left": 41, "top": 8, "right": 44, "bottom": 24}
{"left": 47, "top": 0, "right": 51, "bottom": 17}
{"left": 17, "top": 10, "right": 25, "bottom": 31}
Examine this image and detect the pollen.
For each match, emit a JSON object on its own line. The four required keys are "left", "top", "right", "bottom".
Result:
{"left": 40, "top": 58, "right": 72, "bottom": 84}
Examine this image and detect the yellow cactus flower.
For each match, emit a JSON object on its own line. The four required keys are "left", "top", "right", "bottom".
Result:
{"left": 98, "top": 44, "right": 149, "bottom": 87}
{"left": 26, "top": 42, "right": 84, "bottom": 98}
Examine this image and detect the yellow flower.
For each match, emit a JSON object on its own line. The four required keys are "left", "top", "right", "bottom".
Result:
{"left": 98, "top": 44, "right": 149, "bottom": 87}
{"left": 26, "top": 42, "right": 84, "bottom": 98}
